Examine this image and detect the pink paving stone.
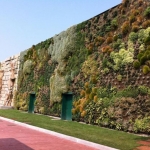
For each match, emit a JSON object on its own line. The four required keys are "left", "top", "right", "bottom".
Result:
{"left": 0, "top": 119, "right": 98, "bottom": 150}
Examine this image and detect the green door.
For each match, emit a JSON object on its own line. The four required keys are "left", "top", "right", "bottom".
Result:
{"left": 28, "top": 93, "right": 36, "bottom": 113}
{"left": 61, "top": 92, "right": 73, "bottom": 120}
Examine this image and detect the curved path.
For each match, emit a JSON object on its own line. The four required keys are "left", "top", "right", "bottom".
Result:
{"left": 0, "top": 117, "right": 117, "bottom": 150}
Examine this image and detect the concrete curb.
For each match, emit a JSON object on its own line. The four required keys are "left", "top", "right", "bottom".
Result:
{"left": 0, "top": 116, "right": 119, "bottom": 150}
{"left": 0, "top": 106, "right": 13, "bottom": 109}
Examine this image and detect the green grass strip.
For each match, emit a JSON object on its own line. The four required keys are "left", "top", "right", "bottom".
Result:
{"left": 0, "top": 109, "right": 148, "bottom": 150}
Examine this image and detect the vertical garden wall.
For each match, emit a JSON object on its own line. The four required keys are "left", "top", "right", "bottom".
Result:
{"left": 14, "top": 0, "right": 150, "bottom": 134}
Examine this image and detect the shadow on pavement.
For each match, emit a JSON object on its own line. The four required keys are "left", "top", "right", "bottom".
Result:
{"left": 0, "top": 138, "right": 34, "bottom": 150}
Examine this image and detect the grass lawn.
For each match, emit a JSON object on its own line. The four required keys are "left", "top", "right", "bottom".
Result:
{"left": 0, "top": 109, "right": 149, "bottom": 150}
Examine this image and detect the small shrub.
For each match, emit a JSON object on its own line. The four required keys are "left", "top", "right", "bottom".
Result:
{"left": 105, "top": 26, "right": 111, "bottom": 32}
{"left": 121, "top": 8, "right": 126, "bottom": 15}
{"left": 80, "top": 90, "right": 85, "bottom": 97}
{"left": 106, "top": 37, "right": 113, "bottom": 44}
{"left": 136, "top": 16, "right": 143, "bottom": 24}
{"left": 92, "top": 87, "right": 97, "bottom": 94}
{"left": 89, "top": 92, "right": 95, "bottom": 100}
{"left": 131, "top": 9, "right": 140, "bottom": 16}
{"left": 117, "top": 74, "right": 122, "bottom": 81}
{"left": 138, "top": 0, "right": 143, "bottom": 7}
{"left": 143, "top": 65, "right": 150, "bottom": 74}
{"left": 111, "top": 18, "right": 118, "bottom": 30}
{"left": 96, "top": 36, "right": 105, "bottom": 45}
{"left": 139, "top": 44, "right": 145, "bottom": 52}
{"left": 131, "top": 25, "right": 139, "bottom": 32}
{"left": 140, "top": 55, "right": 147, "bottom": 65}
{"left": 23, "top": 60, "right": 33, "bottom": 75}
{"left": 129, "top": 15, "right": 136, "bottom": 24}
{"left": 118, "top": 34, "right": 123, "bottom": 39}
{"left": 116, "top": 86, "right": 139, "bottom": 98}
{"left": 113, "top": 41, "right": 121, "bottom": 50}
{"left": 128, "top": 32, "right": 138, "bottom": 42}
{"left": 112, "top": 11, "right": 118, "bottom": 18}
{"left": 133, "top": 60, "right": 140, "bottom": 69}
{"left": 81, "top": 111, "right": 86, "bottom": 117}
{"left": 90, "top": 76, "right": 97, "bottom": 84}
{"left": 121, "top": 21, "right": 130, "bottom": 35}
{"left": 101, "top": 46, "right": 113, "bottom": 53}
{"left": 102, "top": 58, "right": 108, "bottom": 68}
{"left": 85, "top": 82, "right": 89, "bottom": 88}
{"left": 122, "top": 0, "right": 129, "bottom": 7}
{"left": 144, "top": 35, "right": 150, "bottom": 45}
{"left": 113, "top": 35, "right": 118, "bottom": 41}
{"left": 144, "top": 7, "right": 150, "bottom": 18}
{"left": 137, "top": 52, "right": 144, "bottom": 61}
{"left": 138, "top": 29, "right": 145, "bottom": 44}
{"left": 134, "top": 117, "right": 150, "bottom": 133}
{"left": 102, "top": 68, "right": 110, "bottom": 74}
{"left": 103, "top": 11, "right": 108, "bottom": 19}
{"left": 138, "top": 86, "right": 148, "bottom": 95}
{"left": 142, "top": 20, "right": 150, "bottom": 29}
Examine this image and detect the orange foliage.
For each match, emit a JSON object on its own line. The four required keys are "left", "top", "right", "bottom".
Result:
{"left": 101, "top": 46, "right": 113, "bottom": 53}
{"left": 106, "top": 37, "right": 113, "bottom": 44}
{"left": 121, "top": 21, "right": 130, "bottom": 35}
{"left": 142, "top": 20, "right": 150, "bottom": 29}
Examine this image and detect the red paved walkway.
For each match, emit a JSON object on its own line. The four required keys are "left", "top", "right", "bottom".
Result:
{"left": 0, "top": 119, "right": 98, "bottom": 150}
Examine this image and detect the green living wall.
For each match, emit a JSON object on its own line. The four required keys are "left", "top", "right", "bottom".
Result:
{"left": 15, "top": 23, "right": 88, "bottom": 116}
{"left": 15, "top": 0, "right": 150, "bottom": 134}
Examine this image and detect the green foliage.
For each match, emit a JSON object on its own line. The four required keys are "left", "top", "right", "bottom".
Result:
{"left": 137, "top": 52, "right": 144, "bottom": 61}
{"left": 102, "top": 68, "right": 110, "bottom": 75}
{"left": 144, "top": 7, "right": 150, "bottom": 18}
{"left": 138, "top": 27, "right": 150, "bottom": 44}
{"left": 138, "top": 86, "right": 149, "bottom": 95}
{"left": 102, "top": 58, "right": 108, "bottom": 68}
{"left": 14, "top": 0, "right": 150, "bottom": 136}
{"left": 113, "top": 39, "right": 122, "bottom": 50}
{"left": 81, "top": 56, "right": 98, "bottom": 78}
{"left": 117, "top": 74, "right": 122, "bottom": 81}
{"left": 97, "top": 87, "right": 116, "bottom": 99}
{"left": 16, "top": 38, "right": 57, "bottom": 114}
{"left": 76, "top": 20, "right": 88, "bottom": 31}
{"left": 134, "top": 117, "right": 150, "bottom": 133}
{"left": 111, "top": 18, "right": 118, "bottom": 30}
{"left": 128, "top": 32, "right": 138, "bottom": 42}
{"left": 140, "top": 55, "right": 148, "bottom": 65}
{"left": 105, "top": 26, "right": 111, "bottom": 32}
{"left": 133, "top": 60, "right": 140, "bottom": 69}
{"left": 49, "top": 102, "right": 61, "bottom": 116}
{"left": 103, "top": 11, "right": 108, "bottom": 19}
{"left": 129, "top": 15, "right": 136, "bottom": 23}
{"left": 84, "top": 100, "right": 102, "bottom": 124}
{"left": 138, "top": 29, "right": 145, "bottom": 43}
{"left": 144, "top": 34, "right": 150, "bottom": 45}
{"left": 110, "top": 49, "right": 134, "bottom": 70}
{"left": 139, "top": 44, "right": 145, "bottom": 52}
{"left": 65, "top": 25, "right": 88, "bottom": 79}
{"left": 115, "top": 86, "right": 139, "bottom": 98}
{"left": 112, "top": 11, "right": 118, "bottom": 18}
{"left": 23, "top": 60, "right": 33, "bottom": 75}
{"left": 143, "top": 65, "right": 150, "bottom": 74}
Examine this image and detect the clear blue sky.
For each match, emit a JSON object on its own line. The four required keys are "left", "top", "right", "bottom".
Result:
{"left": 0, "top": 0, "right": 121, "bottom": 61}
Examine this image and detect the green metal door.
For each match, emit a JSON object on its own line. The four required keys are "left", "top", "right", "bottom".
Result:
{"left": 28, "top": 93, "right": 36, "bottom": 113}
{"left": 61, "top": 92, "right": 73, "bottom": 120}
